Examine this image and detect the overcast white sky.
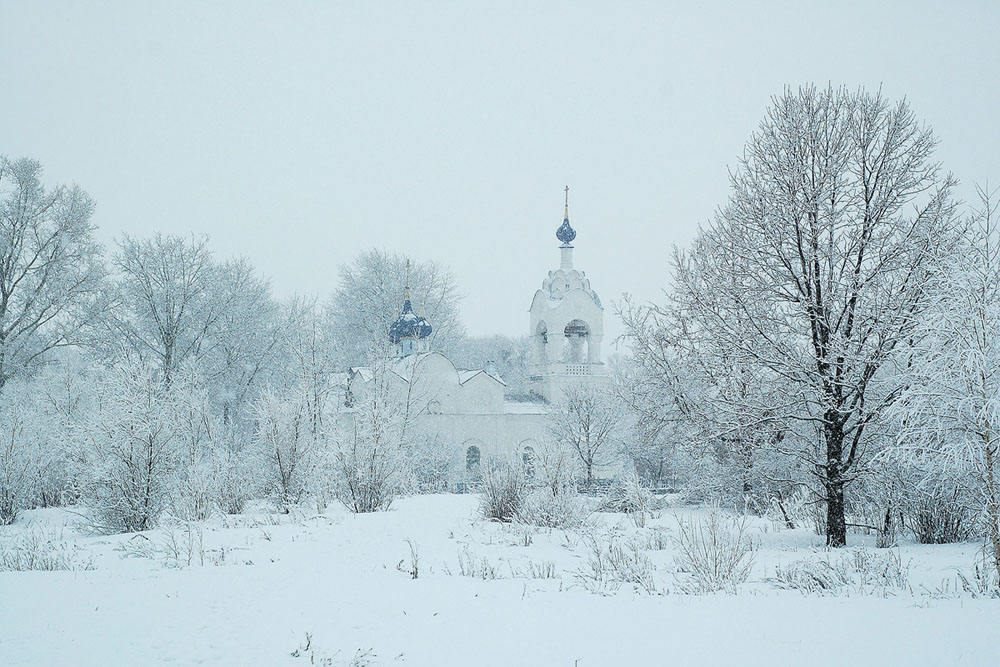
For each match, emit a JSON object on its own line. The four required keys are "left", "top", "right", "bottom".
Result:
{"left": 2, "top": 1, "right": 997, "bottom": 344}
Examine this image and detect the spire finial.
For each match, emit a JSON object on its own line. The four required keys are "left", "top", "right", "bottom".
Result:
{"left": 404, "top": 259, "right": 411, "bottom": 301}
{"left": 564, "top": 185, "right": 569, "bottom": 220}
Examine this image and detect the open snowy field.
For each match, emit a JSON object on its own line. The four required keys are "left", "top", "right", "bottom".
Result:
{"left": 1, "top": 494, "right": 998, "bottom": 667}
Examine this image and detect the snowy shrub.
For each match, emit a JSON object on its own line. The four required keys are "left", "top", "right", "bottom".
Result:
{"left": 672, "top": 507, "right": 755, "bottom": 594}
{"left": 404, "top": 433, "right": 452, "bottom": 494}
{"left": 216, "top": 443, "right": 264, "bottom": 514}
{"left": 598, "top": 471, "right": 658, "bottom": 527}
{"left": 479, "top": 456, "right": 529, "bottom": 522}
{"left": 331, "top": 423, "right": 401, "bottom": 514}
{"left": 253, "top": 387, "right": 319, "bottom": 512}
{"left": 866, "top": 450, "right": 976, "bottom": 545}
{"left": 763, "top": 488, "right": 812, "bottom": 531}
{"left": 454, "top": 546, "right": 505, "bottom": 579}
{"left": 635, "top": 526, "right": 671, "bottom": 551}
{"left": 332, "top": 358, "right": 409, "bottom": 513}
{"left": 78, "top": 361, "right": 180, "bottom": 533}
{"left": 167, "top": 372, "right": 225, "bottom": 521}
{"left": 116, "top": 523, "right": 229, "bottom": 568}
{"left": 772, "top": 547, "right": 910, "bottom": 596}
{"left": 956, "top": 547, "right": 1000, "bottom": 598}
{"left": 0, "top": 399, "right": 34, "bottom": 525}
{"left": 576, "top": 532, "right": 658, "bottom": 595}
{"left": 517, "top": 487, "right": 590, "bottom": 529}
{"left": 518, "top": 560, "right": 559, "bottom": 579}
{"left": 0, "top": 526, "right": 95, "bottom": 572}
{"left": 0, "top": 378, "right": 74, "bottom": 523}
{"left": 906, "top": 487, "right": 976, "bottom": 545}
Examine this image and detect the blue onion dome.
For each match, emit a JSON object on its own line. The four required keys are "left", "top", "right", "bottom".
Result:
{"left": 556, "top": 186, "right": 576, "bottom": 245}
{"left": 388, "top": 288, "right": 433, "bottom": 344}
{"left": 556, "top": 217, "right": 576, "bottom": 245}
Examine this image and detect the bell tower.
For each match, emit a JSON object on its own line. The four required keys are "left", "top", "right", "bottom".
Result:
{"left": 528, "top": 187, "right": 609, "bottom": 401}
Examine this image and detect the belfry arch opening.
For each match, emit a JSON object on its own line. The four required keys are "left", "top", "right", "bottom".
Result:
{"left": 534, "top": 321, "right": 549, "bottom": 364}
{"left": 562, "top": 319, "right": 590, "bottom": 363}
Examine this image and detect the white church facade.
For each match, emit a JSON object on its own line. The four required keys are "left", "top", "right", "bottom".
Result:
{"left": 344, "top": 192, "right": 612, "bottom": 484}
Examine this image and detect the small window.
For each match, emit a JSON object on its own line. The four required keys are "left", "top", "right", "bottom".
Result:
{"left": 523, "top": 446, "right": 536, "bottom": 480}
{"left": 466, "top": 445, "right": 481, "bottom": 472}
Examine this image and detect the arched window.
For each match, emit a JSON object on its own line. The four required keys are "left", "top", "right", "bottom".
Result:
{"left": 466, "top": 445, "right": 481, "bottom": 472}
{"left": 522, "top": 445, "right": 536, "bottom": 480}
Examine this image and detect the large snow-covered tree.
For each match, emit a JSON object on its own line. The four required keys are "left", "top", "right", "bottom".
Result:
{"left": 666, "top": 86, "right": 958, "bottom": 546}
{"left": 326, "top": 249, "right": 464, "bottom": 366}
{"left": 102, "top": 233, "right": 276, "bottom": 389}
{"left": 0, "top": 157, "right": 104, "bottom": 389}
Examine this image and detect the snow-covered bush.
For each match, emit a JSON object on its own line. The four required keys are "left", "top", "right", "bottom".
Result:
{"left": 772, "top": 547, "right": 910, "bottom": 596}
{"left": 576, "top": 532, "right": 658, "bottom": 595}
{"left": 0, "top": 526, "right": 95, "bottom": 572}
{"left": 865, "top": 450, "right": 977, "bottom": 545}
{"left": 957, "top": 547, "right": 1000, "bottom": 598}
{"left": 598, "top": 471, "right": 656, "bottom": 516}
{"left": 253, "top": 387, "right": 319, "bottom": 512}
{"left": 332, "top": 430, "right": 399, "bottom": 514}
{"left": 672, "top": 507, "right": 755, "bottom": 594}
{"left": 215, "top": 442, "right": 264, "bottom": 514}
{"left": 479, "top": 456, "right": 529, "bottom": 522}
{"left": 78, "top": 361, "right": 180, "bottom": 533}
{"left": 0, "top": 392, "right": 35, "bottom": 525}
{"left": 331, "top": 355, "right": 409, "bottom": 513}
{"left": 168, "top": 371, "right": 226, "bottom": 521}
{"left": 518, "top": 487, "right": 589, "bottom": 529}
{"left": 515, "top": 441, "right": 589, "bottom": 528}
{"left": 404, "top": 432, "right": 452, "bottom": 493}
{"left": 762, "top": 488, "right": 812, "bottom": 531}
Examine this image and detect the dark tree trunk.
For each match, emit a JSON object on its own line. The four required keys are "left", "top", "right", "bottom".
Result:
{"left": 824, "top": 415, "right": 848, "bottom": 547}
{"left": 826, "top": 481, "right": 847, "bottom": 547}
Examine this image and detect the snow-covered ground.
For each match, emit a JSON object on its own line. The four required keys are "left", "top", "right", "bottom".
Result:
{"left": 1, "top": 494, "right": 997, "bottom": 666}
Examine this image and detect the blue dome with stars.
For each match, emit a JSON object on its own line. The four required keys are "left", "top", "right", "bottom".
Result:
{"left": 556, "top": 217, "right": 576, "bottom": 244}
{"left": 388, "top": 289, "right": 432, "bottom": 344}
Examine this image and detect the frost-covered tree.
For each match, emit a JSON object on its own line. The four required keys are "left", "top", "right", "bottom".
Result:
{"left": 252, "top": 385, "right": 319, "bottom": 512}
{"left": 167, "top": 368, "right": 226, "bottom": 521}
{"left": 332, "top": 354, "right": 410, "bottom": 513}
{"left": 103, "top": 234, "right": 273, "bottom": 388}
{"left": 886, "top": 184, "right": 1000, "bottom": 575}
{"left": 79, "top": 360, "right": 179, "bottom": 533}
{"left": 0, "top": 157, "right": 104, "bottom": 389}
{"left": 326, "top": 249, "right": 464, "bottom": 366}
{"left": 620, "top": 287, "right": 805, "bottom": 513}
{"left": 0, "top": 385, "right": 37, "bottom": 524}
{"left": 548, "top": 383, "right": 622, "bottom": 486}
{"left": 660, "top": 86, "right": 957, "bottom": 545}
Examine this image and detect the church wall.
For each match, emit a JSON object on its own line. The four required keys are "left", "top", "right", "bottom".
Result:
{"left": 417, "top": 410, "right": 550, "bottom": 482}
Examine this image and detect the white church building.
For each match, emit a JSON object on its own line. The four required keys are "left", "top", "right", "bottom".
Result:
{"left": 345, "top": 192, "right": 611, "bottom": 483}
